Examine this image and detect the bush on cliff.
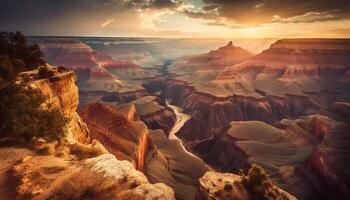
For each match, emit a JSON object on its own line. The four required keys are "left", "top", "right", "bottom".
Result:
{"left": 0, "top": 31, "right": 66, "bottom": 140}
{"left": 240, "top": 164, "right": 289, "bottom": 200}
{"left": 0, "top": 31, "right": 45, "bottom": 82}
{"left": 0, "top": 81, "right": 67, "bottom": 140}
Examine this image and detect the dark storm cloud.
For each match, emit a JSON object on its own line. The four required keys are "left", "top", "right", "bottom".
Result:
{"left": 185, "top": 0, "right": 350, "bottom": 25}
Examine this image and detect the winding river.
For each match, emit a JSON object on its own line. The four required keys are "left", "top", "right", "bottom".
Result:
{"left": 165, "top": 100, "right": 214, "bottom": 167}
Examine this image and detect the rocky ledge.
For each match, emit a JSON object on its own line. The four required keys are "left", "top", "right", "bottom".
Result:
{"left": 24, "top": 69, "right": 90, "bottom": 143}
{"left": 1, "top": 140, "right": 175, "bottom": 200}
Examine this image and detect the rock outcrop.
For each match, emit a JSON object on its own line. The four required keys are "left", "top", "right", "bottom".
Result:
{"left": 130, "top": 96, "right": 176, "bottom": 134}
{"left": 197, "top": 171, "right": 296, "bottom": 200}
{"left": 11, "top": 150, "right": 175, "bottom": 200}
{"left": 197, "top": 172, "right": 250, "bottom": 200}
{"left": 79, "top": 102, "right": 151, "bottom": 171}
{"left": 185, "top": 41, "right": 253, "bottom": 69}
{"left": 27, "top": 69, "right": 90, "bottom": 143}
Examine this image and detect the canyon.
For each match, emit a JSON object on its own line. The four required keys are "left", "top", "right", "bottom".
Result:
{"left": 3, "top": 37, "right": 348, "bottom": 200}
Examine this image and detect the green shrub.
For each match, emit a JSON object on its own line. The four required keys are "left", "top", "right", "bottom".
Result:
{"left": 0, "top": 32, "right": 45, "bottom": 78}
{"left": 240, "top": 164, "right": 289, "bottom": 200}
{"left": 0, "top": 32, "right": 65, "bottom": 140}
{"left": 0, "top": 82, "right": 67, "bottom": 140}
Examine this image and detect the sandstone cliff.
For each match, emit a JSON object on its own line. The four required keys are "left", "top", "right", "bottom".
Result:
{"left": 33, "top": 38, "right": 153, "bottom": 106}
{"left": 79, "top": 102, "right": 151, "bottom": 171}
{"left": 27, "top": 69, "right": 90, "bottom": 143}
{"left": 130, "top": 96, "right": 176, "bottom": 134}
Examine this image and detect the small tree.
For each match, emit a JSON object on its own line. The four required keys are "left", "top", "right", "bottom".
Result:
{"left": 0, "top": 31, "right": 66, "bottom": 140}
{"left": 0, "top": 31, "right": 45, "bottom": 68}
{"left": 0, "top": 82, "right": 67, "bottom": 140}
{"left": 240, "top": 164, "right": 289, "bottom": 200}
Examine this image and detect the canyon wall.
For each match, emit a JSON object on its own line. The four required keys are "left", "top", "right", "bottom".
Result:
{"left": 28, "top": 70, "right": 90, "bottom": 143}
{"left": 163, "top": 38, "right": 350, "bottom": 143}
{"left": 79, "top": 102, "right": 151, "bottom": 171}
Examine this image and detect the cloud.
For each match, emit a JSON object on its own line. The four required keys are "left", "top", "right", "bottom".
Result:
{"left": 101, "top": 19, "right": 115, "bottom": 27}
{"left": 0, "top": 0, "right": 185, "bottom": 35}
{"left": 184, "top": 0, "right": 350, "bottom": 26}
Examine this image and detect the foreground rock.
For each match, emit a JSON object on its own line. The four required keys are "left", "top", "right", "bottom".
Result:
{"left": 11, "top": 150, "right": 175, "bottom": 200}
{"left": 198, "top": 172, "right": 250, "bottom": 200}
{"left": 198, "top": 170, "right": 296, "bottom": 200}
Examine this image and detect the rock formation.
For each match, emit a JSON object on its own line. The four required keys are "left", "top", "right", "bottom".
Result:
{"left": 145, "top": 129, "right": 208, "bottom": 200}
{"left": 197, "top": 171, "right": 296, "bottom": 200}
{"left": 79, "top": 102, "right": 151, "bottom": 171}
{"left": 9, "top": 147, "right": 175, "bottom": 200}
{"left": 163, "top": 38, "right": 350, "bottom": 143}
{"left": 197, "top": 172, "right": 250, "bottom": 200}
{"left": 25, "top": 69, "right": 90, "bottom": 143}
{"left": 160, "top": 39, "right": 350, "bottom": 200}
{"left": 193, "top": 106, "right": 350, "bottom": 199}
{"left": 130, "top": 96, "right": 176, "bottom": 134}
{"left": 33, "top": 38, "right": 154, "bottom": 106}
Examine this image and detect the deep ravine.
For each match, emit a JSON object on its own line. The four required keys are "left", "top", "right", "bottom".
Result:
{"left": 165, "top": 100, "right": 215, "bottom": 171}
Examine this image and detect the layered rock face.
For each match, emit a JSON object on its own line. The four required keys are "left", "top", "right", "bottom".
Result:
{"left": 79, "top": 102, "right": 151, "bottom": 171}
{"left": 28, "top": 70, "right": 90, "bottom": 143}
{"left": 194, "top": 108, "right": 350, "bottom": 200}
{"left": 184, "top": 41, "right": 253, "bottom": 69}
{"left": 34, "top": 38, "right": 140, "bottom": 71}
{"left": 130, "top": 96, "right": 176, "bottom": 134}
{"left": 167, "top": 41, "right": 253, "bottom": 85}
{"left": 307, "top": 102, "right": 350, "bottom": 199}
{"left": 33, "top": 38, "right": 153, "bottom": 106}
{"left": 165, "top": 39, "right": 350, "bottom": 139}
{"left": 161, "top": 39, "right": 350, "bottom": 200}
{"left": 145, "top": 129, "right": 208, "bottom": 200}
{"left": 217, "top": 39, "right": 350, "bottom": 101}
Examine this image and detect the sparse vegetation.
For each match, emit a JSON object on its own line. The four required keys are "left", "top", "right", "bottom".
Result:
{"left": 0, "top": 82, "right": 67, "bottom": 140}
{"left": 239, "top": 164, "right": 289, "bottom": 200}
{"left": 0, "top": 31, "right": 45, "bottom": 82}
{"left": 0, "top": 31, "right": 66, "bottom": 140}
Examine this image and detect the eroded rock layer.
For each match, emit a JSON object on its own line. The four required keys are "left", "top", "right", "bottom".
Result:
{"left": 28, "top": 70, "right": 90, "bottom": 143}
{"left": 194, "top": 107, "right": 350, "bottom": 200}
{"left": 79, "top": 102, "right": 151, "bottom": 171}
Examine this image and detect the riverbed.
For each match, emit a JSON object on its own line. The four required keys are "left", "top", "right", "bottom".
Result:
{"left": 165, "top": 100, "right": 215, "bottom": 170}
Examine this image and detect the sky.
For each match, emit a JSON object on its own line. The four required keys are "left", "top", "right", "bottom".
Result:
{"left": 1, "top": 0, "right": 350, "bottom": 38}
